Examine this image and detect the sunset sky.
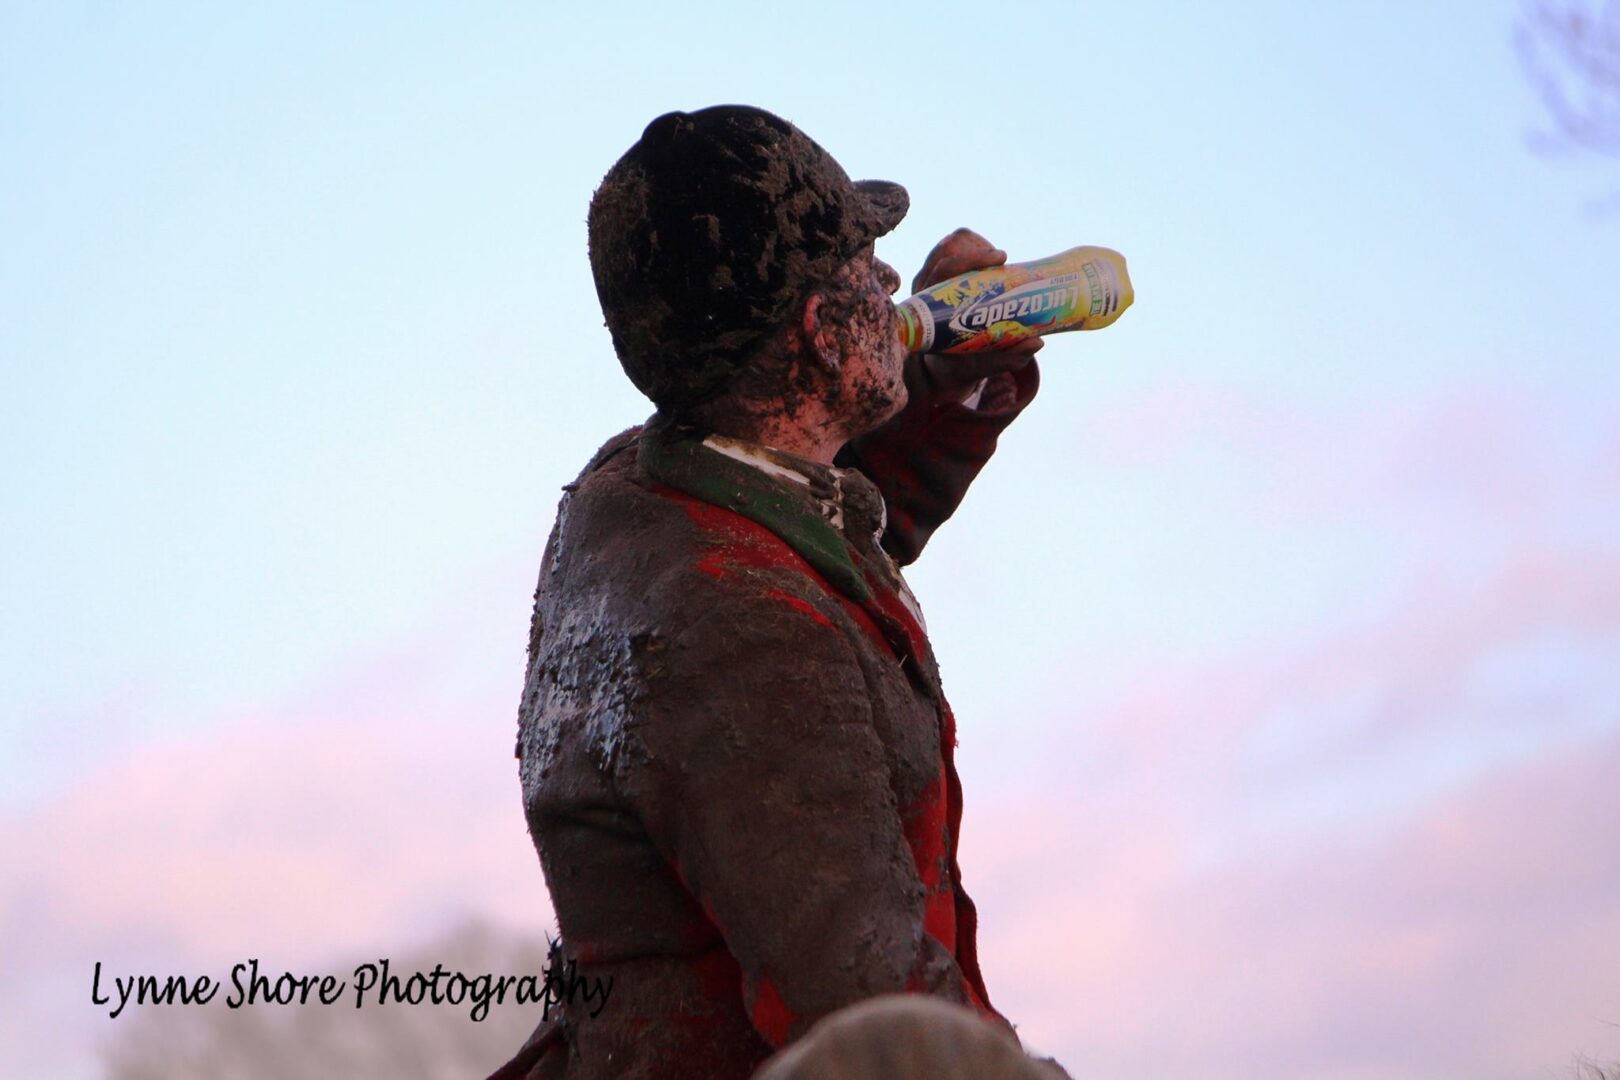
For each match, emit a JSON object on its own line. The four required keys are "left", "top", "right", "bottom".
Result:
{"left": 4, "top": 3, "right": 1619, "bottom": 1077}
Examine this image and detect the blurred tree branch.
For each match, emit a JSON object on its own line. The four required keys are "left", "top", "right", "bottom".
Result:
{"left": 1516, "top": 0, "right": 1620, "bottom": 156}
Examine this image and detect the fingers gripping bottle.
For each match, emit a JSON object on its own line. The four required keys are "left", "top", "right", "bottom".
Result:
{"left": 895, "top": 246, "right": 1133, "bottom": 354}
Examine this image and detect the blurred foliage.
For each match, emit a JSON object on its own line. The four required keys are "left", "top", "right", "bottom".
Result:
{"left": 1517, "top": 0, "right": 1620, "bottom": 156}
{"left": 99, "top": 921, "right": 548, "bottom": 1080}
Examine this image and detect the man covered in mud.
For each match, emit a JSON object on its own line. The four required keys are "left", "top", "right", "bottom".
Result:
{"left": 493, "top": 106, "right": 1048, "bottom": 1080}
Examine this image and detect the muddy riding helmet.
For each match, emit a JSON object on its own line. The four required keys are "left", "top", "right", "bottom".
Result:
{"left": 587, "top": 105, "right": 909, "bottom": 411}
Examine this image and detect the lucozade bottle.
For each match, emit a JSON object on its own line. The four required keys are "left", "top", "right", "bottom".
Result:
{"left": 895, "top": 246, "right": 1133, "bottom": 354}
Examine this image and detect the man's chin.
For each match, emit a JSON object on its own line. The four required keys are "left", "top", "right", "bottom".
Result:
{"left": 870, "top": 383, "right": 909, "bottom": 431}
{"left": 844, "top": 384, "right": 907, "bottom": 441}
{"left": 887, "top": 380, "right": 909, "bottom": 419}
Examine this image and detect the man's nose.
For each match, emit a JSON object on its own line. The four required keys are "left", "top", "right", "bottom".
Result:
{"left": 875, "top": 258, "right": 901, "bottom": 296}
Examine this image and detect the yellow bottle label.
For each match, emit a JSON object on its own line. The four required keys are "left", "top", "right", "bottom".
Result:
{"left": 896, "top": 246, "right": 1133, "bottom": 354}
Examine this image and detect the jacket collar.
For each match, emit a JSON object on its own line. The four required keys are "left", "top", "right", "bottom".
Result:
{"left": 637, "top": 418, "right": 943, "bottom": 699}
{"left": 637, "top": 419, "right": 873, "bottom": 602}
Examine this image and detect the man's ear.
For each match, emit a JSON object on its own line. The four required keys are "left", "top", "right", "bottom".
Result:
{"left": 800, "top": 293, "right": 842, "bottom": 375}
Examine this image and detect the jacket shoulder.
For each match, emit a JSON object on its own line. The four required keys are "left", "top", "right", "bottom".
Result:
{"left": 541, "top": 428, "right": 874, "bottom": 653}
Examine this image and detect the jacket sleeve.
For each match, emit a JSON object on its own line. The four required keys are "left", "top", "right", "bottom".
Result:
{"left": 836, "top": 355, "right": 1040, "bottom": 567}
{"left": 613, "top": 580, "right": 990, "bottom": 1049}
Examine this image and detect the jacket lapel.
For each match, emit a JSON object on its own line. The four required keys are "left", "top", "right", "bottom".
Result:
{"left": 639, "top": 424, "right": 941, "bottom": 697}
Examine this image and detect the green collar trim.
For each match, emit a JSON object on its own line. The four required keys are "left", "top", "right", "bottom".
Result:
{"left": 639, "top": 426, "right": 872, "bottom": 603}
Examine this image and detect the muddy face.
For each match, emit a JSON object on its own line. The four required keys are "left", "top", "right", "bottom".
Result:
{"left": 818, "top": 247, "right": 909, "bottom": 438}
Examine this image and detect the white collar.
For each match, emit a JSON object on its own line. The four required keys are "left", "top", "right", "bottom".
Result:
{"left": 701, "top": 433, "right": 888, "bottom": 540}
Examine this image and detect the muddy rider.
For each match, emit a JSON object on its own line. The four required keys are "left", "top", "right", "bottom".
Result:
{"left": 493, "top": 105, "right": 1049, "bottom": 1080}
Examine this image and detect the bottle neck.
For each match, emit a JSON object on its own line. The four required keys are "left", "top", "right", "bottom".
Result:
{"left": 894, "top": 298, "right": 924, "bottom": 352}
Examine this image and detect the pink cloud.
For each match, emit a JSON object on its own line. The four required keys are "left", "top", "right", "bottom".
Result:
{"left": 965, "top": 734, "right": 1620, "bottom": 1080}
{"left": 937, "top": 515, "right": 1620, "bottom": 1077}
{"left": 1072, "top": 374, "right": 1620, "bottom": 532}
{"left": 1060, "top": 541, "right": 1620, "bottom": 788}
{"left": 2, "top": 713, "right": 545, "bottom": 965}
{"left": 1075, "top": 379, "right": 1304, "bottom": 465}
{"left": 0, "top": 588, "right": 553, "bottom": 1077}
{"left": 947, "top": 488, "right": 1620, "bottom": 1077}
{"left": 1598, "top": 427, "right": 1620, "bottom": 498}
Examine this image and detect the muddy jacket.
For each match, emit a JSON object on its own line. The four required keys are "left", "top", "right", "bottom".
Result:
{"left": 497, "top": 358, "right": 1039, "bottom": 1080}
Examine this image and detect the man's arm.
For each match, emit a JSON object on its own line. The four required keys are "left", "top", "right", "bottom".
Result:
{"left": 614, "top": 581, "right": 996, "bottom": 1049}
{"left": 837, "top": 229, "right": 1042, "bottom": 565}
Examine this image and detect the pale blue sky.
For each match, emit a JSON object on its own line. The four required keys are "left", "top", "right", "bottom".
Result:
{"left": 8, "top": 1, "right": 1612, "bottom": 766}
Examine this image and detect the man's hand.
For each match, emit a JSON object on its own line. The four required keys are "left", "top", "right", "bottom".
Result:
{"left": 911, "top": 228, "right": 1043, "bottom": 409}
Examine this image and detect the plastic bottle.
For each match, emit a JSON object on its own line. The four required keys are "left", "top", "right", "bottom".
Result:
{"left": 894, "top": 245, "right": 1133, "bottom": 354}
